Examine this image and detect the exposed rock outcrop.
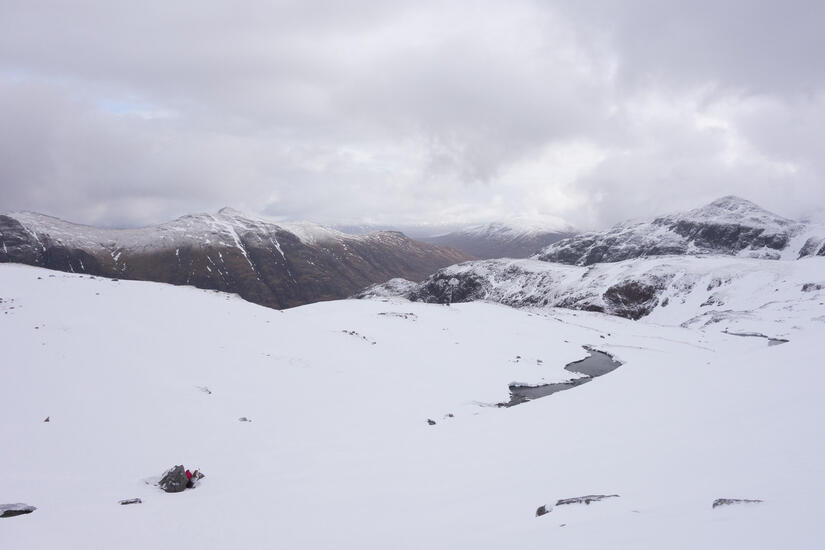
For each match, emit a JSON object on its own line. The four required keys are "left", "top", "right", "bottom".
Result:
{"left": 359, "top": 258, "right": 674, "bottom": 320}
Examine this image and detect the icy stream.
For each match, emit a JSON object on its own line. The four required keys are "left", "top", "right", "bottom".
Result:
{"left": 499, "top": 348, "right": 622, "bottom": 407}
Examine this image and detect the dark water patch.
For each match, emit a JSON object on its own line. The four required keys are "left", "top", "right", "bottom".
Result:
{"left": 723, "top": 330, "right": 789, "bottom": 346}
{"left": 564, "top": 347, "right": 622, "bottom": 377}
{"left": 498, "top": 347, "right": 622, "bottom": 407}
{"left": 501, "top": 378, "right": 592, "bottom": 407}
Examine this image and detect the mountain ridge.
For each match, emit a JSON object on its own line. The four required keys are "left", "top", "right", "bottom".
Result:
{"left": 0, "top": 208, "right": 472, "bottom": 309}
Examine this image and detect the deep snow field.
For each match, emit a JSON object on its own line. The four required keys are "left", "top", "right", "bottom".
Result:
{"left": 1, "top": 263, "right": 824, "bottom": 549}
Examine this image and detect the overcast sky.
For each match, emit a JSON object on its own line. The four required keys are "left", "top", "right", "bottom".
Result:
{"left": 1, "top": 0, "right": 823, "bottom": 229}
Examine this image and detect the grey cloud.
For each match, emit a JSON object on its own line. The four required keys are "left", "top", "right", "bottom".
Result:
{"left": 0, "top": 1, "right": 823, "bottom": 229}
{"left": 556, "top": 0, "right": 825, "bottom": 94}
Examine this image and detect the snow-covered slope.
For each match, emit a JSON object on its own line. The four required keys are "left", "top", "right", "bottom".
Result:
{"left": 359, "top": 255, "right": 825, "bottom": 323}
{"left": 2, "top": 264, "right": 824, "bottom": 548}
{"left": 0, "top": 209, "right": 471, "bottom": 308}
{"left": 421, "top": 218, "right": 575, "bottom": 259}
{"left": 538, "top": 196, "right": 825, "bottom": 265}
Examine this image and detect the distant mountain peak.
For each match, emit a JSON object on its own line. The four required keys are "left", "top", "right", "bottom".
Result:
{"left": 708, "top": 195, "right": 758, "bottom": 209}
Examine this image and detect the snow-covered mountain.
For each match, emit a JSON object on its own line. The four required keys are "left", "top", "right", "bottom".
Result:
{"left": 0, "top": 208, "right": 471, "bottom": 308}
{"left": 2, "top": 263, "right": 823, "bottom": 548}
{"left": 359, "top": 197, "right": 825, "bottom": 321}
{"left": 421, "top": 218, "right": 575, "bottom": 259}
{"left": 537, "top": 196, "right": 825, "bottom": 265}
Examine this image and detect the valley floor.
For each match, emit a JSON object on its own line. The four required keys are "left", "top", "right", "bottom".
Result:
{"left": 1, "top": 264, "right": 823, "bottom": 548}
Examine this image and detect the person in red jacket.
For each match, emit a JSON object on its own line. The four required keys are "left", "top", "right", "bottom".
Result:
{"left": 185, "top": 469, "right": 194, "bottom": 489}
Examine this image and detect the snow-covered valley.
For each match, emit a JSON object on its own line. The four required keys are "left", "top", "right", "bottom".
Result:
{"left": 2, "top": 263, "right": 824, "bottom": 548}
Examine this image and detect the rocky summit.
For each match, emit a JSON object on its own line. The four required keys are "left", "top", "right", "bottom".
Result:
{"left": 0, "top": 209, "right": 471, "bottom": 309}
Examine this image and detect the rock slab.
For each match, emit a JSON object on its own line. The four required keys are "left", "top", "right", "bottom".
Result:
{"left": 0, "top": 503, "right": 36, "bottom": 518}
{"left": 712, "top": 498, "right": 763, "bottom": 509}
{"left": 555, "top": 494, "right": 620, "bottom": 507}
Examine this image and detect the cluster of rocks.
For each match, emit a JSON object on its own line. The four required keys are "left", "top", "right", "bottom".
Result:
{"left": 535, "top": 494, "right": 764, "bottom": 517}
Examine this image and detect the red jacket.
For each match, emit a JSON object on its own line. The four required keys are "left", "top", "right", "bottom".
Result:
{"left": 185, "top": 469, "right": 192, "bottom": 481}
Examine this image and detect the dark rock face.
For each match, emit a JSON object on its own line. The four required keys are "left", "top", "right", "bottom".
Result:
{"left": 0, "top": 503, "right": 37, "bottom": 518}
{"left": 0, "top": 216, "right": 42, "bottom": 264}
{"left": 712, "top": 498, "right": 763, "bottom": 509}
{"left": 669, "top": 219, "right": 789, "bottom": 251}
{"left": 798, "top": 237, "right": 821, "bottom": 258}
{"left": 535, "top": 505, "right": 549, "bottom": 517}
{"left": 159, "top": 465, "right": 188, "bottom": 493}
{"left": 0, "top": 211, "right": 471, "bottom": 309}
{"left": 537, "top": 196, "right": 810, "bottom": 266}
{"left": 119, "top": 498, "right": 142, "bottom": 505}
{"left": 603, "top": 278, "right": 670, "bottom": 320}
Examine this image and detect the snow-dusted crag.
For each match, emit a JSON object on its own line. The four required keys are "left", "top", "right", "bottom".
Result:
{"left": 359, "top": 197, "right": 825, "bottom": 322}
{"left": 537, "top": 196, "right": 825, "bottom": 265}
{"left": 421, "top": 219, "right": 575, "bottom": 259}
{"left": 359, "top": 255, "right": 825, "bottom": 323}
{"left": 0, "top": 208, "right": 471, "bottom": 308}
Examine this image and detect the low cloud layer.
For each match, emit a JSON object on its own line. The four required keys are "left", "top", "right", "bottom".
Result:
{"left": 1, "top": 0, "right": 823, "bottom": 229}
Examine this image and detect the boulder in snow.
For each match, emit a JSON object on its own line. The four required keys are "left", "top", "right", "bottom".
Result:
{"left": 159, "top": 465, "right": 188, "bottom": 493}
{"left": 0, "top": 503, "right": 36, "bottom": 518}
